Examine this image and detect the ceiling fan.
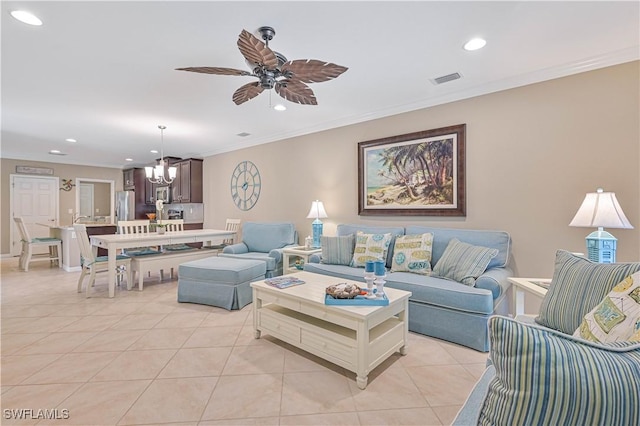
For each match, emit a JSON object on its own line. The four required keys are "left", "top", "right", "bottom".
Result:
{"left": 176, "top": 26, "right": 348, "bottom": 106}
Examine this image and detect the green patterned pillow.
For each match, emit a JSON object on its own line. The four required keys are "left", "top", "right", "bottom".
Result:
{"left": 391, "top": 233, "right": 434, "bottom": 275}
{"left": 535, "top": 250, "right": 640, "bottom": 335}
{"left": 320, "top": 234, "right": 355, "bottom": 266}
{"left": 479, "top": 316, "right": 640, "bottom": 426}
{"left": 574, "top": 271, "right": 640, "bottom": 343}
{"left": 350, "top": 232, "right": 392, "bottom": 268}
{"left": 432, "top": 239, "right": 498, "bottom": 286}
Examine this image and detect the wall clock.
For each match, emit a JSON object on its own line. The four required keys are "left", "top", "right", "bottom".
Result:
{"left": 230, "top": 160, "right": 261, "bottom": 211}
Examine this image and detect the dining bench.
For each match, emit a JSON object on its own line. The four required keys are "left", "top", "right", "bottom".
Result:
{"left": 130, "top": 248, "right": 218, "bottom": 291}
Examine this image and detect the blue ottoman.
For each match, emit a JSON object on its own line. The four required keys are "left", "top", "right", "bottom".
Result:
{"left": 177, "top": 257, "right": 266, "bottom": 310}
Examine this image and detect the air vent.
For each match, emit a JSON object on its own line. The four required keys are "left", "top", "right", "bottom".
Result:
{"left": 432, "top": 72, "right": 462, "bottom": 85}
{"left": 236, "top": 132, "right": 251, "bottom": 137}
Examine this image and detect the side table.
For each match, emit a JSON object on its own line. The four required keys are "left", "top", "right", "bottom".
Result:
{"left": 508, "top": 277, "right": 550, "bottom": 316}
{"left": 282, "top": 246, "right": 322, "bottom": 275}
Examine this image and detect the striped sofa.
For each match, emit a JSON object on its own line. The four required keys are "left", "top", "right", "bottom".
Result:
{"left": 454, "top": 253, "right": 640, "bottom": 425}
{"left": 304, "top": 224, "right": 513, "bottom": 352}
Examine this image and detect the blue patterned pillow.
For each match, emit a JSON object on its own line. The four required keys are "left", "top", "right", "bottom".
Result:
{"left": 320, "top": 234, "right": 355, "bottom": 266}
{"left": 432, "top": 239, "right": 498, "bottom": 286}
{"left": 536, "top": 250, "right": 640, "bottom": 335}
{"left": 479, "top": 316, "right": 640, "bottom": 426}
{"left": 350, "top": 232, "right": 392, "bottom": 268}
{"left": 390, "top": 233, "right": 434, "bottom": 275}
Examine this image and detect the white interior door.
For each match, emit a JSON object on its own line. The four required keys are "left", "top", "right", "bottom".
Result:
{"left": 10, "top": 175, "right": 59, "bottom": 256}
{"left": 79, "top": 183, "right": 94, "bottom": 217}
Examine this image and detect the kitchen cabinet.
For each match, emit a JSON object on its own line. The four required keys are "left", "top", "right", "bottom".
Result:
{"left": 171, "top": 159, "right": 203, "bottom": 203}
{"left": 123, "top": 169, "right": 135, "bottom": 190}
{"left": 122, "top": 168, "right": 156, "bottom": 219}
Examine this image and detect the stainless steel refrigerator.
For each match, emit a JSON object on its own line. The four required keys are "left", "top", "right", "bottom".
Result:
{"left": 115, "top": 191, "right": 135, "bottom": 222}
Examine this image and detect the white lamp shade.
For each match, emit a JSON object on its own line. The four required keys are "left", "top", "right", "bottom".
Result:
{"left": 168, "top": 166, "right": 177, "bottom": 180}
{"left": 144, "top": 166, "right": 154, "bottom": 178}
{"left": 569, "top": 190, "right": 633, "bottom": 229}
{"left": 154, "top": 164, "right": 164, "bottom": 179}
{"left": 306, "top": 200, "right": 328, "bottom": 219}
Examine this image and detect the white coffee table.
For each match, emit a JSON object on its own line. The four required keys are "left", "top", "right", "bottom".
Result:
{"left": 251, "top": 271, "right": 411, "bottom": 389}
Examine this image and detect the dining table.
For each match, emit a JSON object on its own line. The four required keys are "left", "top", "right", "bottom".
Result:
{"left": 90, "top": 228, "right": 237, "bottom": 297}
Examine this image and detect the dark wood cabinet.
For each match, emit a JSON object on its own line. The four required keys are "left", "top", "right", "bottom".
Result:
{"left": 123, "top": 168, "right": 156, "bottom": 219}
{"left": 123, "top": 169, "right": 135, "bottom": 190}
{"left": 171, "top": 159, "right": 203, "bottom": 203}
{"left": 86, "top": 225, "right": 117, "bottom": 256}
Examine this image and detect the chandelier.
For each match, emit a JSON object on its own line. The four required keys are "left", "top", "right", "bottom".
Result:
{"left": 145, "top": 125, "right": 177, "bottom": 185}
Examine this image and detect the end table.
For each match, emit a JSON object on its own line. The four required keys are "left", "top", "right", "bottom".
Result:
{"left": 508, "top": 277, "right": 550, "bottom": 316}
{"left": 282, "top": 246, "right": 322, "bottom": 275}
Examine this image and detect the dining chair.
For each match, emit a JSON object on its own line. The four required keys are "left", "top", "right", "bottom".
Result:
{"left": 205, "top": 218, "right": 241, "bottom": 251}
{"left": 13, "top": 217, "right": 62, "bottom": 272}
{"left": 116, "top": 220, "right": 162, "bottom": 256}
{"left": 73, "top": 224, "right": 132, "bottom": 297}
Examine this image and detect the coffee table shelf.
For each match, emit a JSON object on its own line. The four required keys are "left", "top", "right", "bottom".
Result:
{"left": 251, "top": 271, "right": 411, "bottom": 389}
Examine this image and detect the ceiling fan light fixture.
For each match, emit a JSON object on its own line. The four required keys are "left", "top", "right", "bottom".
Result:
{"left": 463, "top": 37, "right": 487, "bottom": 51}
{"left": 11, "top": 10, "right": 42, "bottom": 26}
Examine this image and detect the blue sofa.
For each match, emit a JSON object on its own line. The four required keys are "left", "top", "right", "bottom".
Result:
{"left": 304, "top": 224, "right": 513, "bottom": 352}
{"left": 219, "top": 222, "right": 298, "bottom": 278}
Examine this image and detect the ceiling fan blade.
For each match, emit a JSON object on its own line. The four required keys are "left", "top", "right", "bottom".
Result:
{"left": 237, "top": 29, "right": 278, "bottom": 69}
{"left": 281, "top": 60, "right": 348, "bottom": 83}
{"left": 275, "top": 80, "right": 317, "bottom": 105}
{"left": 175, "top": 67, "right": 253, "bottom": 76}
{"left": 232, "top": 82, "right": 265, "bottom": 105}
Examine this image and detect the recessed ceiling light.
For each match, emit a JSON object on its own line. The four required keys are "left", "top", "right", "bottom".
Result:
{"left": 273, "top": 104, "right": 286, "bottom": 111}
{"left": 463, "top": 38, "right": 486, "bottom": 51}
{"left": 150, "top": 149, "right": 158, "bottom": 154}
{"left": 49, "top": 150, "right": 66, "bottom": 156}
{"left": 125, "top": 158, "right": 133, "bottom": 162}
{"left": 10, "top": 10, "right": 43, "bottom": 26}
{"left": 236, "top": 132, "right": 251, "bottom": 137}
{"left": 65, "top": 138, "right": 77, "bottom": 143}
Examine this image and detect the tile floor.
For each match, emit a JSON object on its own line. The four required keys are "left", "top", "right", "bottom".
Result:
{"left": 1, "top": 258, "right": 487, "bottom": 425}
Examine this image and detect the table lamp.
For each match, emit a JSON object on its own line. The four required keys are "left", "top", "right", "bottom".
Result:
{"left": 306, "top": 200, "right": 328, "bottom": 249}
{"left": 569, "top": 188, "right": 634, "bottom": 263}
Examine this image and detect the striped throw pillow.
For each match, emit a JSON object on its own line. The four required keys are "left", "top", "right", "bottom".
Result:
{"left": 432, "top": 238, "right": 498, "bottom": 286}
{"left": 479, "top": 316, "right": 640, "bottom": 426}
{"left": 320, "top": 234, "right": 355, "bottom": 266}
{"left": 535, "top": 250, "right": 640, "bottom": 335}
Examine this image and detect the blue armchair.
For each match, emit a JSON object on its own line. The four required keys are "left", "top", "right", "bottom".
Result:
{"left": 219, "top": 222, "right": 297, "bottom": 277}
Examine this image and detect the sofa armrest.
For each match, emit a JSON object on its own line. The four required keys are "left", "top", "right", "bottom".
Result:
{"left": 222, "top": 243, "right": 249, "bottom": 254}
{"left": 476, "top": 266, "right": 513, "bottom": 299}
{"left": 452, "top": 365, "right": 495, "bottom": 425}
{"left": 268, "top": 244, "right": 299, "bottom": 264}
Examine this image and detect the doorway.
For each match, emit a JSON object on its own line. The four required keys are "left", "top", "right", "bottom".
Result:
{"left": 10, "top": 175, "right": 60, "bottom": 256}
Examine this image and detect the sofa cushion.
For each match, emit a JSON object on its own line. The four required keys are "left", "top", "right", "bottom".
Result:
{"left": 390, "top": 233, "right": 433, "bottom": 275}
{"left": 574, "top": 271, "right": 640, "bottom": 343}
{"left": 535, "top": 250, "right": 640, "bottom": 335}
{"left": 337, "top": 224, "right": 404, "bottom": 267}
{"left": 321, "top": 234, "right": 355, "bottom": 266}
{"left": 350, "top": 232, "right": 392, "bottom": 268}
{"left": 478, "top": 316, "right": 640, "bottom": 426}
{"left": 218, "top": 252, "right": 276, "bottom": 271}
{"left": 406, "top": 226, "right": 510, "bottom": 269}
{"left": 432, "top": 239, "right": 498, "bottom": 286}
{"left": 242, "top": 222, "right": 296, "bottom": 253}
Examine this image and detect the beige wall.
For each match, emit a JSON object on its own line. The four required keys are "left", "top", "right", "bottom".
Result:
{"left": 1, "top": 159, "right": 122, "bottom": 253}
{"left": 203, "top": 61, "right": 640, "bottom": 278}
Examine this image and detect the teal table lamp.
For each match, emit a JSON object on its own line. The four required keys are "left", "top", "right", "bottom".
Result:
{"left": 569, "top": 188, "right": 634, "bottom": 263}
{"left": 306, "top": 200, "right": 328, "bottom": 249}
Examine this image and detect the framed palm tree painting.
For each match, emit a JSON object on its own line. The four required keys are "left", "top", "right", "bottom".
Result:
{"left": 358, "top": 124, "right": 466, "bottom": 216}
